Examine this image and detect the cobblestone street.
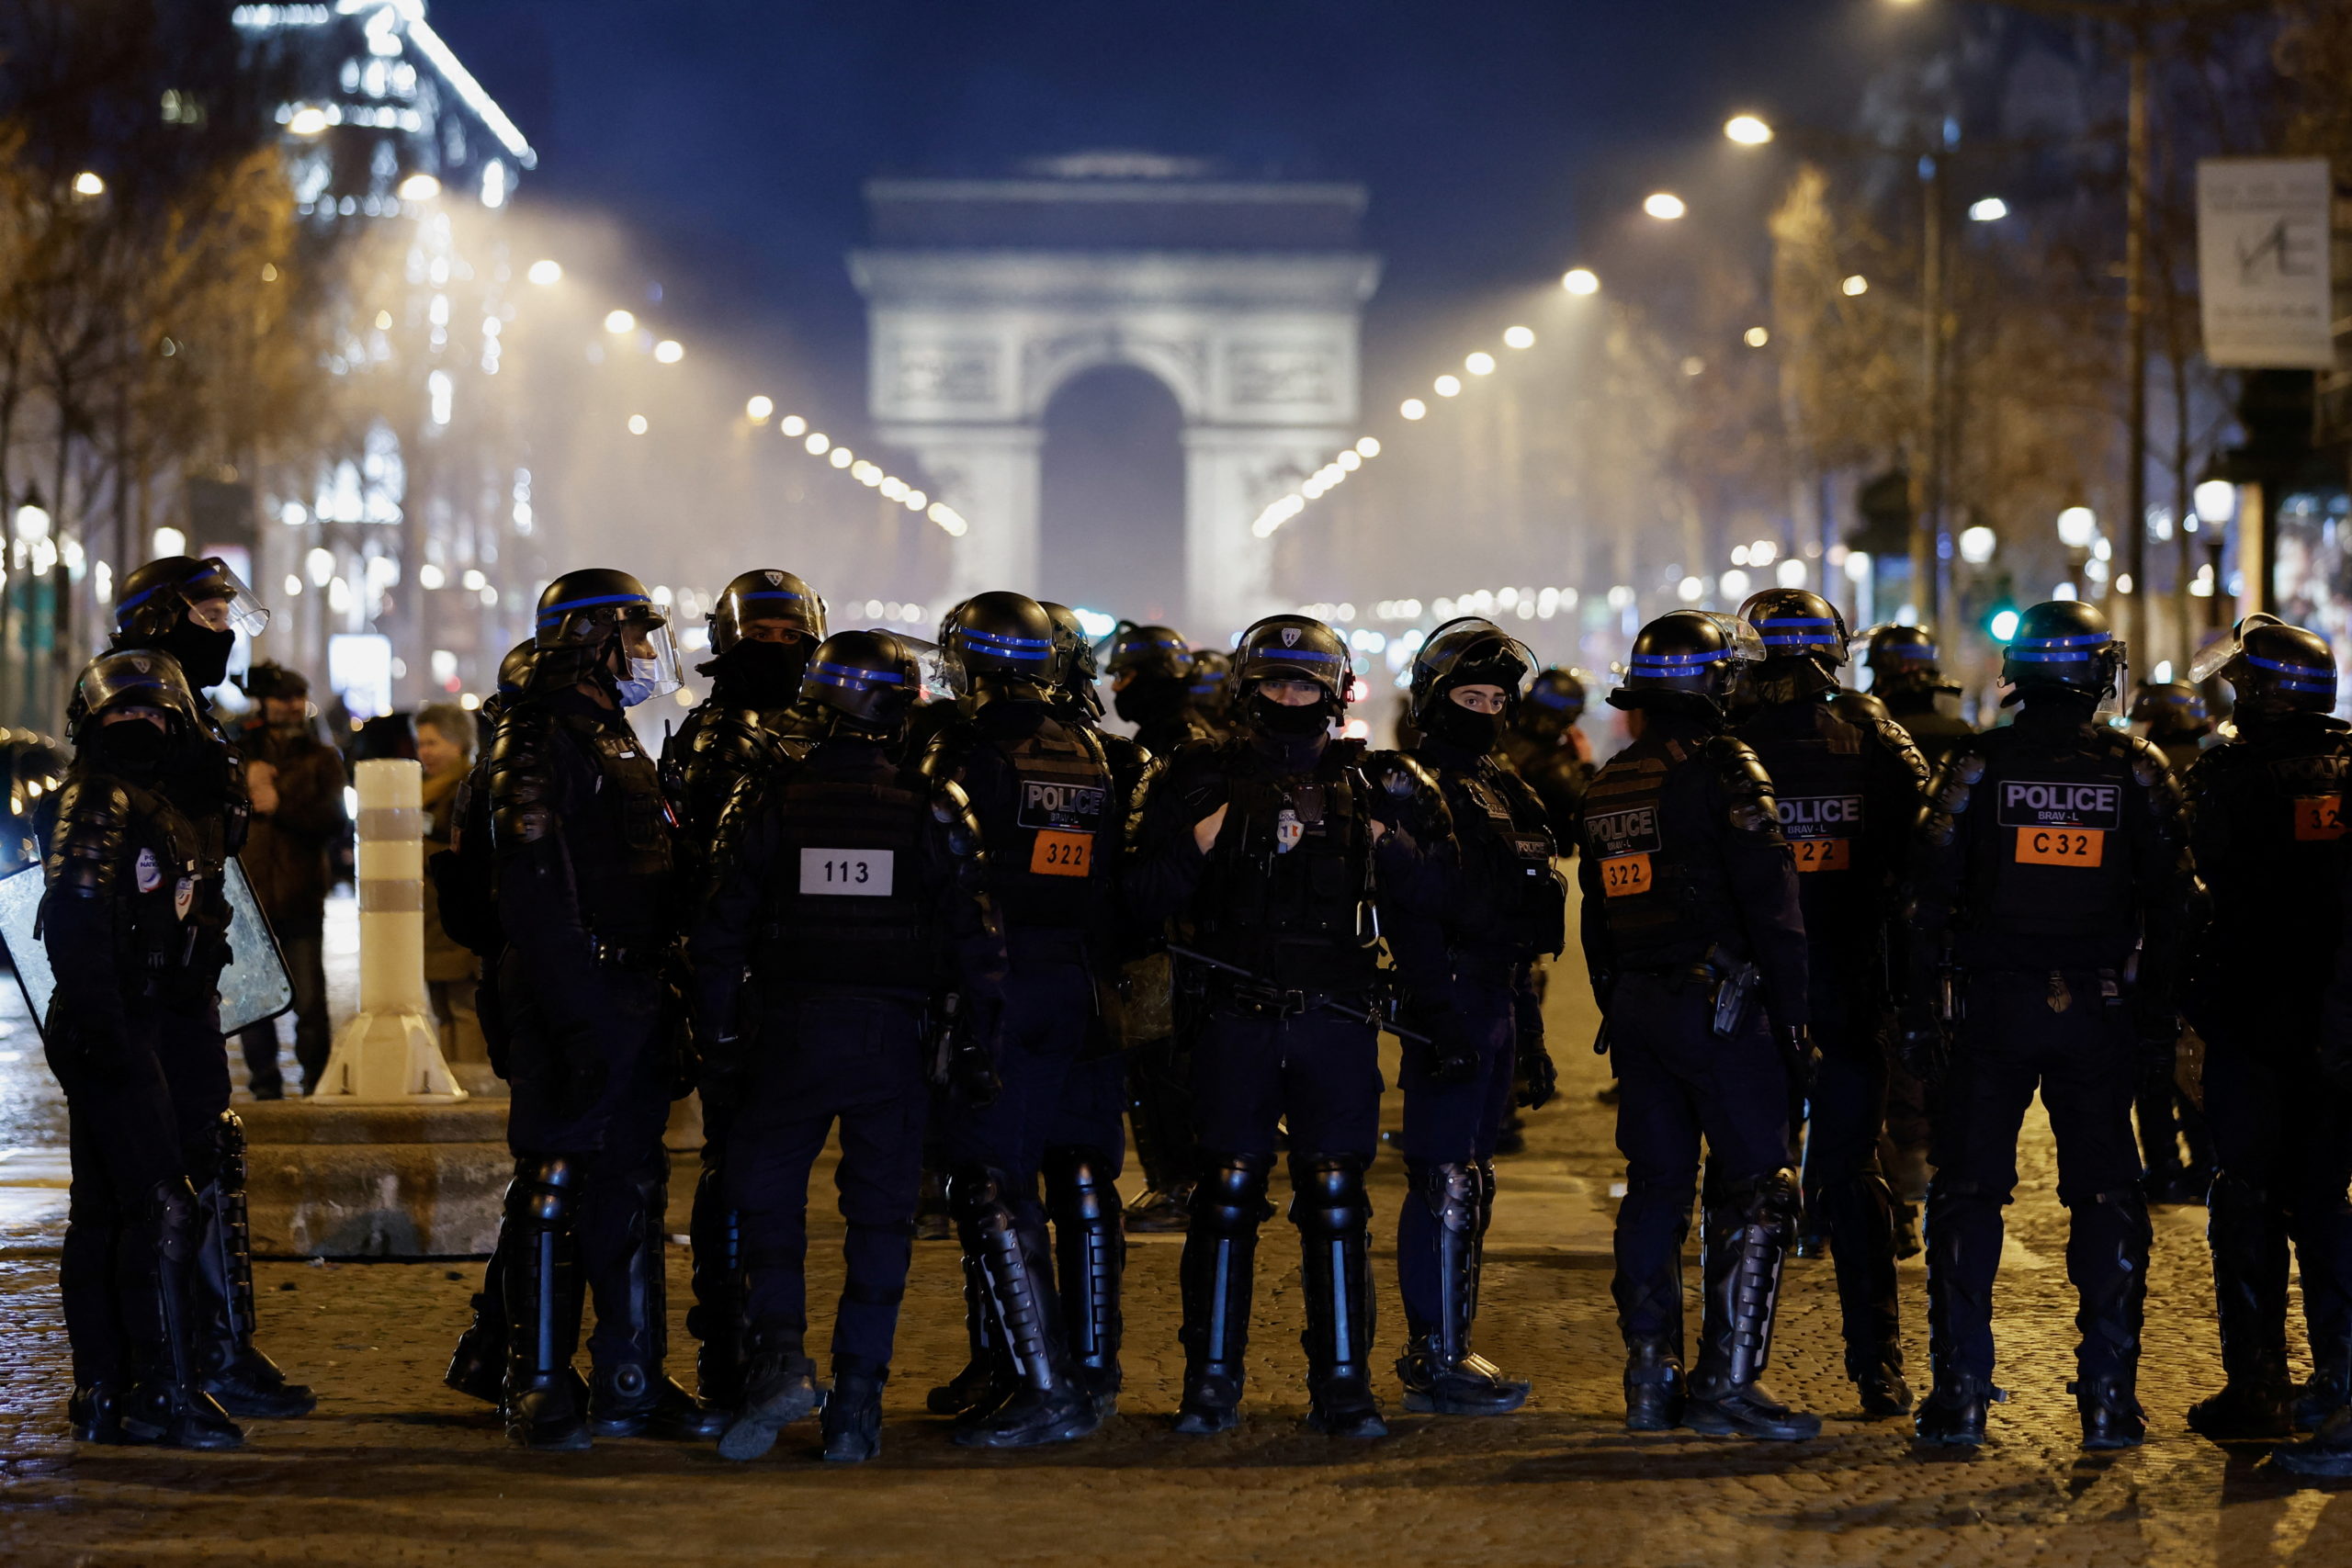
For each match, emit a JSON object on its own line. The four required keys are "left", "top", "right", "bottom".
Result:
{"left": 0, "top": 897, "right": 2345, "bottom": 1566}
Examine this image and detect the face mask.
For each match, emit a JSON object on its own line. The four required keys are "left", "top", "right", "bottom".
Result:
{"left": 162, "top": 619, "right": 235, "bottom": 691}
{"left": 91, "top": 719, "right": 168, "bottom": 774}
{"left": 1114, "top": 675, "right": 1187, "bottom": 727}
{"left": 1249, "top": 690, "right": 1329, "bottom": 736}
{"left": 722, "top": 638, "right": 809, "bottom": 704}
{"left": 1427, "top": 698, "right": 1502, "bottom": 753}
{"left": 615, "top": 655, "right": 663, "bottom": 708}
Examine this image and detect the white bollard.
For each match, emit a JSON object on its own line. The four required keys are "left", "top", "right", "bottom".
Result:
{"left": 312, "top": 757, "right": 466, "bottom": 1101}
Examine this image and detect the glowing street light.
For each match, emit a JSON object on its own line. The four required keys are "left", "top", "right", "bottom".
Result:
{"left": 1969, "top": 197, "right": 2009, "bottom": 222}
{"left": 1502, "top": 325, "right": 1535, "bottom": 349}
{"left": 2193, "top": 479, "right": 2237, "bottom": 524}
{"left": 745, "top": 395, "right": 775, "bottom": 423}
{"left": 1562, "top": 267, "right": 1600, "bottom": 296}
{"left": 804, "top": 432, "right": 830, "bottom": 455}
{"left": 526, "top": 258, "right": 562, "bottom": 286}
{"left": 627, "top": 414, "right": 649, "bottom": 435}
{"left": 1744, "top": 326, "right": 1770, "bottom": 347}
{"left": 1433, "top": 375, "right": 1463, "bottom": 398}
{"left": 653, "top": 339, "right": 684, "bottom": 364}
{"left": 1724, "top": 114, "right": 1775, "bottom": 146}
{"left": 1644, "top": 192, "right": 1687, "bottom": 220}
{"left": 780, "top": 414, "right": 807, "bottom": 437}
{"left": 287, "top": 106, "right": 329, "bottom": 136}
{"left": 1400, "top": 399, "right": 1427, "bottom": 420}
{"left": 72, "top": 171, "right": 106, "bottom": 198}
{"left": 1959, "top": 525, "right": 1998, "bottom": 564}
{"left": 2056, "top": 506, "right": 2099, "bottom": 549}
{"left": 604, "top": 310, "right": 637, "bottom": 334}
{"left": 1464, "top": 352, "right": 1497, "bottom": 376}
{"left": 1355, "top": 436, "right": 1381, "bottom": 457}
{"left": 396, "top": 174, "right": 441, "bottom": 202}
{"left": 1841, "top": 275, "right": 1870, "bottom": 297}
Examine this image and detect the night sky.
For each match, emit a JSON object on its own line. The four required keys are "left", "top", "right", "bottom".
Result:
{"left": 431, "top": 0, "right": 1905, "bottom": 416}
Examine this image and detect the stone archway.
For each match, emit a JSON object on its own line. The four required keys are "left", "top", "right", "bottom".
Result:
{"left": 849, "top": 162, "right": 1380, "bottom": 639}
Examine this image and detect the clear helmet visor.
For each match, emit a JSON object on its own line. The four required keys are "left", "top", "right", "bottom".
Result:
{"left": 76, "top": 650, "right": 202, "bottom": 729}
{"left": 183, "top": 557, "right": 271, "bottom": 637}
{"left": 2187, "top": 614, "right": 2283, "bottom": 687}
{"left": 898, "top": 636, "right": 967, "bottom": 703}
{"left": 615, "top": 605, "right": 683, "bottom": 705}
{"left": 713, "top": 583, "right": 825, "bottom": 656}
{"left": 1702, "top": 613, "right": 1768, "bottom": 666}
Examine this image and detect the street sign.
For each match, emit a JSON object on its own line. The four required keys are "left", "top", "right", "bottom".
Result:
{"left": 2197, "top": 157, "right": 2336, "bottom": 370}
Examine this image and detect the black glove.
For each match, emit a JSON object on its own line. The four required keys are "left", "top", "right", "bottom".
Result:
{"left": 1894, "top": 1006, "right": 1951, "bottom": 1089}
{"left": 1777, "top": 1024, "right": 1820, "bottom": 1094}
{"left": 1515, "top": 1031, "right": 1558, "bottom": 1110}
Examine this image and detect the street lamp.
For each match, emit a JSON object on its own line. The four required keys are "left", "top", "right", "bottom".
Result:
{"left": 603, "top": 310, "right": 636, "bottom": 334}
{"left": 1968, "top": 197, "right": 2009, "bottom": 221}
{"left": 1643, "top": 192, "right": 1687, "bottom": 220}
{"left": 2192, "top": 479, "right": 2236, "bottom": 525}
{"left": 1959, "top": 525, "right": 1998, "bottom": 564}
{"left": 71, "top": 172, "right": 105, "bottom": 198}
{"left": 526, "top": 258, "right": 562, "bottom": 286}
{"left": 1724, "top": 115, "right": 1775, "bottom": 146}
{"left": 396, "top": 174, "right": 441, "bottom": 202}
{"left": 2056, "top": 506, "right": 2099, "bottom": 549}
{"left": 1562, "top": 268, "right": 1600, "bottom": 295}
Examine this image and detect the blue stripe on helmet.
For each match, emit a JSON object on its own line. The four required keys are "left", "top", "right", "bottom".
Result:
{"left": 1250, "top": 647, "right": 1344, "bottom": 665}
{"left": 809, "top": 660, "right": 904, "bottom": 686}
{"left": 2012, "top": 632, "right": 2109, "bottom": 649}
{"left": 1630, "top": 648, "right": 1731, "bottom": 670}
{"left": 1531, "top": 686, "right": 1575, "bottom": 708}
{"left": 733, "top": 589, "right": 807, "bottom": 603}
{"left": 2245, "top": 652, "right": 2334, "bottom": 680}
{"left": 956, "top": 628, "right": 1053, "bottom": 660}
{"left": 537, "top": 591, "right": 652, "bottom": 625}
{"left": 2008, "top": 650, "right": 2098, "bottom": 662}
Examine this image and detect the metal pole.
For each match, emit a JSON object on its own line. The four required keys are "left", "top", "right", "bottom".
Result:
{"left": 1916, "top": 152, "right": 1945, "bottom": 626}
{"left": 2121, "top": 19, "right": 2151, "bottom": 659}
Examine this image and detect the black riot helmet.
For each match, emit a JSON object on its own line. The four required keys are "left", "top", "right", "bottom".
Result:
{"left": 1517, "top": 668, "right": 1587, "bottom": 742}
{"left": 1187, "top": 649, "right": 1235, "bottom": 721}
{"left": 1407, "top": 617, "right": 1534, "bottom": 726}
{"left": 68, "top": 649, "right": 204, "bottom": 745}
{"left": 1862, "top": 623, "right": 1942, "bottom": 683}
{"left": 1737, "top": 588, "right": 1849, "bottom": 704}
{"left": 1038, "top": 602, "right": 1104, "bottom": 720}
{"left": 1234, "top": 614, "right": 1352, "bottom": 703}
{"left": 2127, "top": 681, "right": 2211, "bottom": 734}
{"left": 944, "top": 592, "right": 1057, "bottom": 689}
{"left": 1608, "top": 610, "right": 1766, "bottom": 721}
{"left": 531, "top": 568, "right": 683, "bottom": 705}
{"left": 1998, "top": 599, "right": 2124, "bottom": 707}
{"left": 114, "top": 555, "right": 271, "bottom": 643}
{"left": 2191, "top": 613, "right": 2338, "bottom": 720}
{"left": 801, "top": 629, "right": 927, "bottom": 735}
{"left": 1104, "top": 622, "right": 1190, "bottom": 682}
{"left": 709, "top": 569, "right": 826, "bottom": 657}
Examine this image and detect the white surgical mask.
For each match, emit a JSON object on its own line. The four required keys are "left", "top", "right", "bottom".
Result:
{"left": 615, "top": 654, "right": 663, "bottom": 707}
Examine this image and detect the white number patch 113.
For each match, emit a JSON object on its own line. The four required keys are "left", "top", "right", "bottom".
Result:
{"left": 799, "top": 848, "right": 895, "bottom": 897}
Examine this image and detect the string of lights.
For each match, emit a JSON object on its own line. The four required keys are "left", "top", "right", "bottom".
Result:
{"left": 1251, "top": 266, "right": 1601, "bottom": 541}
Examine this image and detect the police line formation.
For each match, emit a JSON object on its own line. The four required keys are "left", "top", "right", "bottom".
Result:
{"left": 31, "top": 554, "right": 2352, "bottom": 1478}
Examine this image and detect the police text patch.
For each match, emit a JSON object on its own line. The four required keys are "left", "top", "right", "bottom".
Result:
{"left": 1995, "top": 781, "right": 2121, "bottom": 831}
{"left": 1585, "top": 807, "right": 1661, "bottom": 859}
{"left": 1017, "top": 778, "right": 1106, "bottom": 833}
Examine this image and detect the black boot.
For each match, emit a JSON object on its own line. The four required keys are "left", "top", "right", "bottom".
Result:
{"left": 2296, "top": 1359, "right": 2349, "bottom": 1434}
{"left": 1295, "top": 1155, "right": 1386, "bottom": 1439}
{"left": 1173, "top": 1155, "right": 1267, "bottom": 1435}
{"left": 822, "top": 1359, "right": 888, "bottom": 1463}
{"left": 2188, "top": 1172, "right": 2294, "bottom": 1441}
{"left": 69, "top": 1382, "right": 127, "bottom": 1444}
{"left": 193, "top": 1112, "right": 314, "bottom": 1418}
{"left": 685, "top": 1156, "right": 744, "bottom": 1411}
{"left": 2272, "top": 1402, "right": 2352, "bottom": 1478}
{"left": 1817, "top": 1172, "right": 1910, "bottom": 1418}
{"left": 1685, "top": 1171, "right": 1820, "bottom": 1441}
{"left": 446, "top": 1225, "right": 509, "bottom": 1405}
{"left": 590, "top": 1166, "right": 724, "bottom": 1441}
{"left": 925, "top": 1251, "right": 1012, "bottom": 1417}
{"left": 119, "top": 1179, "right": 243, "bottom": 1450}
{"left": 1397, "top": 1162, "right": 1526, "bottom": 1416}
{"left": 1623, "top": 1339, "right": 1686, "bottom": 1431}
{"left": 718, "top": 1322, "right": 820, "bottom": 1461}
{"left": 1914, "top": 1372, "right": 2001, "bottom": 1447}
{"left": 501, "top": 1156, "right": 591, "bottom": 1452}
{"left": 950, "top": 1168, "right": 1098, "bottom": 1449}
{"left": 2075, "top": 1375, "right": 2146, "bottom": 1450}
{"left": 1046, "top": 1145, "right": 1125, "bottom": 1419}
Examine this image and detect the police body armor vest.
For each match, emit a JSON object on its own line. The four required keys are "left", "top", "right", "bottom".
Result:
{"left": 557, "top": 712, "right": 676, "bottom": 943}
{"left": 1193, "top": 738, "right": 1379, "bottom": 983}
{"left": 1443, "top": 759, "right": 1566, "bottom": 958}
{"left": 48, "top": 776, "right": 221, "bottom": 1003}
{"left": 983, "top": 718, "right": 1114, "bottom": 933}
{"left": 2197, "top": 718, "right": 2352, "bottom": 975}
{"left": 1579, "top": 737, "right": 1738, "bottom": 967}
{"left": 1963, "top": 728, "right": 2137, "bottom": 952}
{"left": 677, "top": 703, "right": 796, "bottom": 840}
{"left": 1737, "top": 702, "right": 1873, "bottom": 940}
{"left": 757, "top": 765, "right": 935, "bottom": 987}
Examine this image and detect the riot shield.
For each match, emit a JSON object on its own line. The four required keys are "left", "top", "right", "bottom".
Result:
{"left": 0, "top": 857, "right": 294, "bottom": 1040}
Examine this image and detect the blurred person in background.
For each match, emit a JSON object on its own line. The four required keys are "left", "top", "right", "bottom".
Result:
{"left": 232, "top": 663, "right": 347, "bottom": 1100}
{"left": 415, "top": 702, "right": 483, "bottom": 1066}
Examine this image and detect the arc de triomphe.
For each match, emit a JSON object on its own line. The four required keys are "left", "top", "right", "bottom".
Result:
{"left": 849, "top": 156, "right": 1381, "bottom": 637}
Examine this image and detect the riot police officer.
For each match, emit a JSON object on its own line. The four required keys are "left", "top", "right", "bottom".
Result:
{"left": 43, "top": 652, "right": 244, "bottom": 1449}
{"left": 1902, "top": 600, "right": 2196, "bottom": 1450}
{"left": 692, "top": 629, "right": 1008, "bottom": 1464}
{"left": 2132, "top": 681, "right": 2214, "bottom": 775}
{"left": 662, "top": 568, "right": 827, "bottom": 1412}
{"left": 1500, "top": 667, "right": 1596, "bottom": 844}
{"left": 1580, "top": 610, "right": 1817, "bottom": 1441}
{"left": 1860, "top": 624, "right": 1974, "bottom": 771}
{"left": 2177, "top": 617, "right": 2352, "bottom": 1443}
{"left": 488, "top": 569, "right": 721, "bottom": 1450}
{"left": 2123, "top": 682, "right": 2218, "bottom": 1204}
{"left": 1733, "top": 589, "right": 1929, "bottom": 1417}
{"left": 1126, "top": 614, "right": 1447, "bottom": 1438}
{"left": 107, "top": 557, "right": 312, "bottom": 1423}
{"left": 1107, "top": 622, "right": 1212, "bottom": 757}
{"left": 922, "top": 592, "right": 1125, "bottom": 1448}
{"left": 1387, "top": 619, "right": 1564, "bottom": 1415}
{"left": 1188, "top": 649, "right": 1237, "bottom": 733}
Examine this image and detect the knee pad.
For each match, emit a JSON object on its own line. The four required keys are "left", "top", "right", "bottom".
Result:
{"left": 946, "top": 1165, "right": 1012, "bottom": 1226}
{"left": 1043, "top": 1145, "right": 1118, "bottom": 1226}
{"left": 1288, "top": 1153, "right": 1371, "bottom": 1239}
{"left": 1188, "top": 1153, "right": 1272, "bottom": 1238}
{"left": 506, "top": 1156, "right": 580, "bottom": 1233}
{"left": 1407, "top": 1160, "right": 1478, "bottom": 1237}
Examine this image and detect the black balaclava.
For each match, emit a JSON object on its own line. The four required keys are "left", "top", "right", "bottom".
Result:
{"left": 1114, "top": 673, "right": 1190, "bottom": 728}
{"left": 1423, "top": 694, "right": 1502, "bottom": 754}
{"left": 705, "top": 637, "right": 810, "bottom": 708}
{"left": 88, "top": 717, "right": 169, "bottom": 779}
{"left": 155, "top": 618, "right": 235, "bottom": 692}
{"left": 1245, "top": 690, "right": 1332, "bottom": 773}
